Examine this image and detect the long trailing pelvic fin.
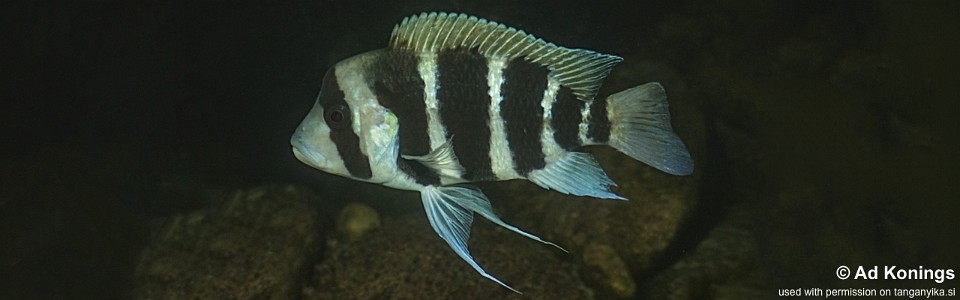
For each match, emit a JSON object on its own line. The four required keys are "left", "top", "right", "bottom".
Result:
{"left": 420, "top": 185, "right": 565, "bottom": 293}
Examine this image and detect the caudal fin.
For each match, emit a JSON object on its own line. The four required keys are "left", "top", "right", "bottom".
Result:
{"left": 606, "top": 82, "right": 694, "bottom": 175}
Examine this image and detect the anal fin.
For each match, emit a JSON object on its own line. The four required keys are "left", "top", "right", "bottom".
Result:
{"left": 527, "top": 152, "right": 625, "bottom": 200}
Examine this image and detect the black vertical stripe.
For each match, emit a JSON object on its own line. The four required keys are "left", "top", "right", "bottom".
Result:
{"left": 437, "top": 49, "right": 494, "bottom": 181}
{"left": 551, "top": 86, "right": 584, "bottom": 150}
{"left": 501, "top": 58, "right": 548, "bottom": 175}
{"left": 397, "top": 158, "right": 441, "bottom": 186}
{"left": 587, "top": 97, "right": 610, "bottom": 143}
{"left": 369, "top": 50, "right": 430, "bottom": 156}
{"left": 318, "top": 68, "right": 372, "bottom": 179}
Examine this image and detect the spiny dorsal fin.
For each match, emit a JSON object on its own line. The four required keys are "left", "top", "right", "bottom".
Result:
{"left": 389, "top": 12, "right": 623, "bottom": 102}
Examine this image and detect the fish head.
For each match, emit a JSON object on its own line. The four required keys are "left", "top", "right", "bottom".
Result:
{"left": 291, "top": 96, "right": 342, "bottom": 175}
{"left": 292, "top": 56, "right": 401, "bottom": 184}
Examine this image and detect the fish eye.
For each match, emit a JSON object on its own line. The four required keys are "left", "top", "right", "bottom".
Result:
{"left": 324, "top": 104, "right": 350, "bottom": 128}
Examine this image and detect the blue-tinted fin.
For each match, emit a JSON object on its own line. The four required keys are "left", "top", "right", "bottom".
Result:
{"left": 402, "top": 138, "right": 464, "bottom": 179}
{"left": 390, "top": 12, "right": 622, "bottom": 102}
{"left": 436, "top": 185, "right": 566, "bottom": 252}
{"left": 606, "top": 82, "right": 694, "bottom": 176}
{"left": 420, "top": 185, "right": 565, "bottom": 293}
{"left": 527, "top": 152, "right": 625, "bottom": 200}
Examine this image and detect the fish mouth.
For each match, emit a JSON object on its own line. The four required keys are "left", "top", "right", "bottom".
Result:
{"left": 291, "top": 134, "right": 327, "bottom": 169}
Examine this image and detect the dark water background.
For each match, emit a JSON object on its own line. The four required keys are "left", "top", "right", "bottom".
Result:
{"left": 2, "top": 0, "right": 958, "bottom": 298}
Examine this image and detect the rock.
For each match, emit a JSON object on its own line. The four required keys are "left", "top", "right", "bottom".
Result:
{"left": 133, "top": 185, "right": 323, "bottom": 300}
{"left": 306, "top": 213, "right": 591, "bottom": 300}
{"left": 336, "top": 203, "right": 381, "bottom": 242}
{"left": 640, "top": 205, "right": 765, "bottom": 300}
{"left": 581, "top": 243, "right": 636, "bottom": 299}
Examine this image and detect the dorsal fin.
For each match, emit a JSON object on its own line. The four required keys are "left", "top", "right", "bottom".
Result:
{"left": 389, "top": 12, "right": 623, "bottom": 102}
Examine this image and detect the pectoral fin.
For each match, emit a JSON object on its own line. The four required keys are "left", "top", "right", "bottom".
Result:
{"left": 403, "top": 138, "right": 464, "bottom": 179}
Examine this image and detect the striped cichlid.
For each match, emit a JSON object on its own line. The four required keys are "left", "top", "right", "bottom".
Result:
{"left": 291, "top": 12, "right": 693, "bottom": 292}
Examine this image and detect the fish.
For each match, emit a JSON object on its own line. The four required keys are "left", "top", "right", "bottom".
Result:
{"left": 291, "top": 12, "right": 693, "bottom": 292}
